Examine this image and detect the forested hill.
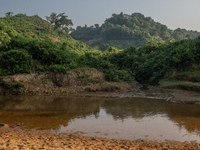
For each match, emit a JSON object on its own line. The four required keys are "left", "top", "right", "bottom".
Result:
{"left": 70, "top": 12, "right": 200, "bottom": 50}
{"left": 1, "top": 13, "right": 200, "bottom": 87}
{"left": 0, "top": 13, "right": 96, "bottom": 54}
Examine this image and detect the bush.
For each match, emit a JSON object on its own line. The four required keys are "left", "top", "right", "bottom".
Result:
{"left": 0, "top": 50, "right": 32, "bottom": 75}
{"left": 0, "top": 78, "right": 24, "bottom": 89}
{"left": 48, "top": 64, "right": 68, "bottom": 73}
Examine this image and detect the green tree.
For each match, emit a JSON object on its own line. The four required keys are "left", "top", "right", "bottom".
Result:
{"left": 55, "top": 12, "right": 73, "bottom": 35}
{"left": 5, "top": 12, "right": 14, "bottom": 17}
{"left": 94, "top": 24, "right": 99, "bottom": 28}
{"left": 45, "top": 12, "right": 57, "bottom": 24}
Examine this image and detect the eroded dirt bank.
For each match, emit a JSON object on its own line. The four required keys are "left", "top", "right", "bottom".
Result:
{"left": 1, "top": 69, "right": 200, "bottom": 104}
{"left": 0, "top": 69, "right": 136, "bottom": 95}
{"left": 0, "top": 126, "right": 200, "bottom": 150}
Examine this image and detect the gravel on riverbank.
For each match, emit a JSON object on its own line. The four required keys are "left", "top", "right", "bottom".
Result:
{"left": 0, "top": 127, "right": 200, "bottom": 150}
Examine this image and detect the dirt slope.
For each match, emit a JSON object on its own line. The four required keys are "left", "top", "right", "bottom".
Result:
{"left": 0, "top": 69, "right": 136, "bottom": 95}
{"left": 1, "top": 69, "right": 200, "bottom": 104}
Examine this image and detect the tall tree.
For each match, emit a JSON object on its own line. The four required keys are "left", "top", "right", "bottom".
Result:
{"left": 55, "top": 13, "right": 73, "bottom": 35}
{"left": 5, "top": 12, "right": 14, "bottom": 17}
{"left": 45, "top": 12, "right": 57, "bottom": 24}
{"left": 94, "top": 24, "right": 99, "bottom": 28}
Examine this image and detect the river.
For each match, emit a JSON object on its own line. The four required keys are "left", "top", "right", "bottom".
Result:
{"left": 0, "top": 95, "right": 200, "bottom": 142}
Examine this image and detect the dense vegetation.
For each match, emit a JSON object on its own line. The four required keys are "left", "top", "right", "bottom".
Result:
{"left": 0, "top": 13, "right": 95, "bottom": 54}
{"left": 108, "top": 38, "right": 200, "bottom": 84}
{"left": 70, "top": 12, "right": 200, "bottom": 50}
{"left": 0, "top": 35, "right": 133, "bottom": 82}
{"left": 0, "top": 14, "right": 133, "bottom": 82}
{"left": 0, "top": 13, "right": 200, "bottom": 86}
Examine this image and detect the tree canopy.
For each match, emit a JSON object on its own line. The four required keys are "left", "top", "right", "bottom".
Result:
{"left": 1, "top": 13, "right": 200, "bottom": 85}
{"left": 5, "top": 12, "right": 14, "bottom": 17}
{"left": 46, "top": 12, "right": 73, "bottom": 35}
{"left": 45, "top": 12, "right": 57, "bottom": 24}
{"left": 70, "top": 12, "right": 200, "bottom": 50}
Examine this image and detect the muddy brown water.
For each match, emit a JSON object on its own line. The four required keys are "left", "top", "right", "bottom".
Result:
{"left": 0, "top": 95, "right": 200, "bottom": 142}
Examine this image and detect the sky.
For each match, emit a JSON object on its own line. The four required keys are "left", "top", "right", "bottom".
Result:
{"left": 0, "top": 0, "right": 200, "bottom": 31}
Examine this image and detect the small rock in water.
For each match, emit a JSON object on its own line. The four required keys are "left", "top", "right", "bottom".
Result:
{"left": 0, "top": 123, "right": 9, "bottom": 128}
{"left": 136, "top": 139, "right": 143, "bottom": 142}
{"left": 17, "top": 123, "right": 25, "bottom": 126}
{"left": 0, "top": 123, "right": 5, "bottom": 127}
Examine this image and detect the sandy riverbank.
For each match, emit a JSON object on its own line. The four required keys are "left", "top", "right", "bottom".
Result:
{"left": 0, "top": 125, "right": 200, "bottom": 150}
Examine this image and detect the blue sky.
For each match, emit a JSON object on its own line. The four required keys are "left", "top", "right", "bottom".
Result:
{"left": 0, "top": 0, "right": 200, "bottom": 31}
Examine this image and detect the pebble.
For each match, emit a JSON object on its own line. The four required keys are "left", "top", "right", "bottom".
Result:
{"left": 0, "top": 129, "right": 200, "bottom": 150}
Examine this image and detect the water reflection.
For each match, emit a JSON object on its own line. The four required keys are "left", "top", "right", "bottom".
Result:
{"left": 103, "top": 98, "right": 200, "bottom": 136}
{"left": 103, "top": 98, "right": 167, "bottom": 120}
{"left": 0, "top": 95, "right": 200, "bottom": 142}
{"left": 0, "top": 95, "right": 101, "bottom": 130}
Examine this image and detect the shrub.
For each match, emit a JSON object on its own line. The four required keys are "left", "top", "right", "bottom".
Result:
{"left": 48, "top": 64, "right": 68, "bottom": 73}
{"left": 0, "top": 50, "right": 32, "bottom": 75}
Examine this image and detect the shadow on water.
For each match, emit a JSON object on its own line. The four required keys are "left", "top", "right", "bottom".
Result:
{"left": 0, "top": 95, "right": 200, "bottom": 141}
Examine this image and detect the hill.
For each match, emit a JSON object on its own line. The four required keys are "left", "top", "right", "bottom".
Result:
{"left": 0, "top": 14, "right": 135, "bottom": 84}
{"left": 0, "top": 14, "right": 136, "bottom": 95}
{"left": 70, "top": 12, "right": 200, "bottom": 50}
{"left": 0, "top": 13, "right": 97, "bottom": 55}
{"left": 1, "top": 13, "right": 200, "bottom": 97}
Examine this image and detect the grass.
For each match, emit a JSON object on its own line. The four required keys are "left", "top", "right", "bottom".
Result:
{"left": 0, "top": 78, "right": 24, "bottom": 90}
{"left": 78, "top": 75, "right": 90, "bottom": 79}
{"left": 159, "top": 79, "right": 200, "bottom": 92}
{"left": 104, "top": 84, "right": 118, "bottom": 87}
{"left": 101, "top": 84, "right": 119, "bottom": 89}
{"left": 159, "top": 80, "right": 185, "bottom": 87}
{"left": 99, "top": 84, "right": 120, "bottom": 92}
{"left": 77, "top": 75, "right": 101, "bottom": 85}
{"left": 91, "top": 78, "right": 101, "bottom": 83}
{"left": 168, "top": 70, "right": 200, "bottom": 82}
{"left": 169, "top": 70, "right": 200, "bottom": 77}
{"left": 70, "top": 67, "right": 96, "bottom": 71}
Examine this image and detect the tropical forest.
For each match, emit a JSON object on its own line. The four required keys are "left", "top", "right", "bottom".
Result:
{"left": 0, "top": 12, "right": 200, "bottom": 90}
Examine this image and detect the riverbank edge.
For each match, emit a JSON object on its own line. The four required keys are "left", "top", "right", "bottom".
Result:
{"left": 1, "top": 70, "right": 200, "bottom": 104}
{"left": 0, "top": 126, "right": 200, "bottom": 150}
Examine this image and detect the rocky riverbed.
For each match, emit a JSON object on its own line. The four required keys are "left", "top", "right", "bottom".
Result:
{"left": 0, "top": 125, "right": 200, "bottom": 150}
